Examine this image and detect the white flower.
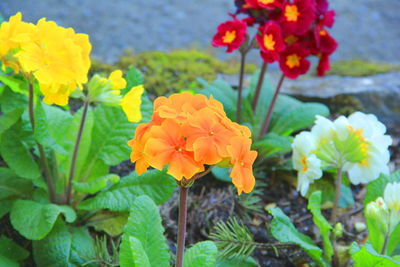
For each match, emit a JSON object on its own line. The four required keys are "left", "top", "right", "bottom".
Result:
{"left": 292, "top": 132, "right": 323, "bottom": 196}
{"left": 335, "top": 112, "right": 392, "bottom": 185}
{"left": 384, "top": 182, "right": 400, "bottom": 231}
{"left": 311, "top": 115, "right": 335, "bottom": 141}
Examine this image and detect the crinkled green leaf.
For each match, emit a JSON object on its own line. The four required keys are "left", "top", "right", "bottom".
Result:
{"left": 73, "top": 174, "right": 120, "bottom": 194}
{"left": 211, "top": 166, "right": 232, "bottom": 183}
{"left": 120, "top": 236, "right": 151, "bottom": 267}
{"left": 0, "top": 87, "right": 28, "bottom": 114}
{"left": 387, "top": 223, "right": 400, "bottom": 256}
{"left": 0, "top": 236, "right": 29, "bottom": 262}
{"left": 10, "top": 200, "right": 76, "bottom": 240}
{"left": 308, "top": 179, "right": 354, "bottom": 208}
{"left": 0, "top": 125, "right": 41, "bottom": 181}
{"left": 0, "top": 108, "right": 23, "bottom": 136}
{"left": 0, "top": 168, "right": 32, "bottom": 200}
{"left": 121, "top": 195, "right": 170, "bottom": 267}
{"left": 183, "top": 241, "right": 218, "bottom": 267}
{"left": 0, "top": 255, "right": 18, "bottom": 267}
{"left": 252, "top": 133, "right": 292, "bottom": 158}
{"left": 69, "top": 227, "right": 96, "bottom": 266}
{"left": 0, "top": 198, "right": 15, "bottom": 219}
{"left": 87, "top": 211, "right": 128, "bottom": 237}
{"left": 269, "top": 208, "right": 327, "bottom": 267}
{"left": 78, "top": 169, "right": 176, "bottom": 212}
{"left": 350, "top": 242, "right": 400, "bottom": 267}
{"left": 307, "top": 191, "right": 333, "bottom": 260}
{"left": 364, "top": 171, "right": 400, "bottom": 206}
{"left": 125, "top": 66, "right": 144, "bottom": 89}
{"left": 0, "top": 73, "right": 27, "bottom": 94}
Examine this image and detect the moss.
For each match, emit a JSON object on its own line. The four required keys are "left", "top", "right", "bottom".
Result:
{"left": 89, "top": 58, "right": 117, "bottom": 77}
{"left": 328, "top": 95, "right": 364, "bottom": 116}
{"left": 328, "top": 60, "right": 400, "bottom": 77}
{"left": 115, "top": 50, "right": 256, "bottom": 96}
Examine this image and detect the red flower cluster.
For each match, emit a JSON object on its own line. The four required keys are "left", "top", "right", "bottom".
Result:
{"left": 212, "top": 0, "right": 338, "bottom": 78}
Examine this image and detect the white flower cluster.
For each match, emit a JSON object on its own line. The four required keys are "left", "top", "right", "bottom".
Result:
{"left": 292, "top": 112, "right": 392, "bottom": 196}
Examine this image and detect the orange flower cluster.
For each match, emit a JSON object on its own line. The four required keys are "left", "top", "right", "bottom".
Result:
{"left": 128, "top": 92, "right": 257, "bottom": 194}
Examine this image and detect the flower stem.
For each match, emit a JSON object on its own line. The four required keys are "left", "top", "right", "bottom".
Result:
{"left": 259, "top": 74, "right": 285, "bottom": 137}
{"left": 251, "top": 62, "right": 268, "bottom": 112}
{"left": 381, "top": 213, "right": 391, "bottom": 255}
{"left": 65, "top": 100, "right": 90, "bottom": 204}
{"left": 175, "top": 186, "right": 188, "bottom": 267}
{"left": 28, "top": 83, "right": 56, "bottom": 203}
{"left": 330, "top": 167, "right": 343, "bottom": 225}
{"left": 236, "top": 51, "right": 247, "bottom": 123}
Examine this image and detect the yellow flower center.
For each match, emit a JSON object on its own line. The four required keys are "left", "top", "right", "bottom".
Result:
{"left": 258, "top": 0, "right": 274, "bottom": 4}
{"left": 285, "top": 5, "right": 300, "bottom": 22}
{"left": 240, "top": 161, "right": 245, "bottom": 166}
{"left": 347, "top": 125, "right": 370, "bottom": 162}
{"left": 284, "top": 35, "right": 298, "bottom": 45}
{"left": 300, "top": 156, "right": 308, "bottom": 173}
{"left": 209, "top": 131, "right": 215, "bottom": 136}
{"left": 286, "top": 54, "right": 301, "bottom": 68}
{"left": 263, "top": 34, "right": 275, "bottom": 50}
{"left": 223, "top": 30, "right": 236, "bottom": 44}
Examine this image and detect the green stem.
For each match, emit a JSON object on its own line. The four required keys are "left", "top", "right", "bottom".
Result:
{"left": 28, "top": 83, "right": 56, "bottom": 203}
{"left": 175, "top": 186, "right": 188, "bottom": 267}
{"left": 330, "top": 167, "right": 343, "bottom": 267}
{"left": 251, "top": 62, "right": 268, "bottom": 112}
{"left": 381, "top": 212, "right": 391, "bottom": 255}
{"left": 259, "top": 74, "right": 285, "bottom": 137}
{"left": 236, "top": 52, "right": 246, "bottom": 123}
{"left": 65, "top": 100, "right": 90, "bottom": 204}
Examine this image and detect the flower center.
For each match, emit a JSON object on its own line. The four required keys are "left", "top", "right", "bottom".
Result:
{"left": 240, "top": 161, "right": 245, "bottom": 166}
{"left": 284, "top": 35, "right": 298, "bottom": 45}
{"left": 347, "top": 125, "right": 370, "bottom": 162}
{"left": 300, "top": 156, "right": 308, "bottom": 173}
{"left": 208, "top": 131, "right": 215, "bottom": 136}
{"left": 286, "top": 54, "right": 301, "bottom": 68}
{"left": 223, "top": 30, "right": 236, "bottom": 44}
{"left": 175, "top": 147, "right": 183, "bottom": 152}
{"left": 319, "top": 30, "right": 327, "bottom": 36}
{"left": 263, "top": 34, "right": 275, "bottom": 50}
{"left": 285, "top": 5, "right": 300, "bottom": 22}
{"left": 258, "top": 0, "right": 274, "bottom": 4}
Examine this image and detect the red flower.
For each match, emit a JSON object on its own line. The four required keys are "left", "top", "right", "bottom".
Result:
{"left": 243, "top": 17, "right": 256, "bottom": 26}
{"left": 256, "top": 21, "right": 285, "bottom": 63}
{"left": 245, "top": 0, "right": 282, "bottom": 9}
{"left": 313, "top": 27, "right": 338, "bottom": 55}
{"left": 320, "top": 10, "right": 336, "bottom": 28}
{"left": 280, "top": 0, "right": 316, "bottom": 35}
{"left": 317, "top": 53, "right": 330, "bottom": 76}
{"left": 212, "top": 19, "right": 247, "bottom": 53}
{"left": 279, "top": 43, "right": 310, "bottom": 79}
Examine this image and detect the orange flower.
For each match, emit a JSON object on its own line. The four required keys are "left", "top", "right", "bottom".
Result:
{"left": 144, "top": 119, "right": 204, "bottom": 180}
{"left": 128, "top": 93, "right": 257, "bottom": 194}
{"left": 227, "top": 137, "right": 257, "bottom": 194}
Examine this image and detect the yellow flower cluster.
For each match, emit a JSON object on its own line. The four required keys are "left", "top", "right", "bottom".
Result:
{"left": 0, "top": 12, "right": 91, "bottom": 105}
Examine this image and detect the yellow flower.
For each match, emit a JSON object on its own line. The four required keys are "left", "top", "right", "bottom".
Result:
{"left": 0, "top": 12, "right": 36, "bottom": 72}
{"left": 121, "top": 85, "right": 144, "bottom": 122}
{"left": 108, "top": 70, "right": 126, "bottom": 90}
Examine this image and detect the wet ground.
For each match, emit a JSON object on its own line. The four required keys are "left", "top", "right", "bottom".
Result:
{"left": 1, "top": 0, "right": 399, "bottom": 63}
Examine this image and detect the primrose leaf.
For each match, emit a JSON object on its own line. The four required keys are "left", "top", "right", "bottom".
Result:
{"left": 350, "top": 242, "right": 400, "bottom": 267}
{"left": 0, "top": 73, "right": 27, "bottom": 94}
{"left": 252, "top": 133, "right": 292, "bottom": 158}
{"left": 216, "top": 257, "right": 258, "bottom": 267}
{"left": 0, "top": 236, "right": 29, "bottom": 263}
{"left": 73, "top": 174, "right": 120, "bottom": 194}
{"left": 87, "top": 210, "right": 128, "bottom": 237}
{"left": 78, "top": 169, "right": 176, "bottom": 212}
{"left": 307, "top": 191, "right": 333, "bottom": 260}
{"left": 364, "top": 171, "right": 400, "bottom": 206}
{"left": 125, "top": 66, "right": 145, "bottom": 89}
{"left": 0, "top": 108, "right": 23, "bottom": 136}
{"left": 0, "top": 255, "right": 18, "bottom": 267}
{"left": 269, "top": 207, "right": 328, "bottom": 267}
{"left": 0, "top": 168, "right": 32, "bottom": 200}
{"left": 10, "top": 200, "right": 76, "bottom": 240}
{"left": 120, "top": 195, "right": 170, "bottom": 267}
{"left": 183, "top": 241, "right": 218, "bottom": 267}
{"left": 211, "top": 166, "right": 232, "bottom": 183}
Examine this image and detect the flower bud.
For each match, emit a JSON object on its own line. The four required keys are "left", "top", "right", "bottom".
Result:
{"left": 365, "top": 197, "right": 389, "bottom": 234}
{"left": 333, "top": 222, "right": 344, "bottom": 239}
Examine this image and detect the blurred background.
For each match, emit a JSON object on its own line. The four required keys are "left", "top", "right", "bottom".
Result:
{"left": 1, "top": 0, "right": 399, "bottom": 63}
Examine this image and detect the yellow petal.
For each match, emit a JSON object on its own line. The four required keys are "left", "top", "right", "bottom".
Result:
{"left": 121, "top": 85, "right": 144, "bottom": 122}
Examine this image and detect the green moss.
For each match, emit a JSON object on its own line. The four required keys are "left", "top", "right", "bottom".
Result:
{"left": 328, "top": 60, "right": 400, "bottom": 77}
{"left": 115, "top": 50, "right": 256, "bottom": 96}
{"left": 328, "top": 95, "right": 364, "bottom": 116}
{"left": 89, "top": 58, "right": 117, "bottom": 77}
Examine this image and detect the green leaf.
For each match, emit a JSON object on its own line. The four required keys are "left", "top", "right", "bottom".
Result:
{"left": 211, "top": 166, "right": 232, "bottom": 183}
{"left": 0, "top": 87, "right": 28, "bottom": 114}
{"left": 87, "top": 105, "right": 135, "bottom": 166}
{"left": 0, "top": 236, "right": 29, "bottom": 263}
{"left": 87, "top": 211, "right": 128, "bottom": 236}
{"left": 216, "top": 257, "right": 258, "bottom": 267}
{"left": 269, "top": 208, "right": 327, "bottom": 267}
{"left": 10, "top": 200, "right": 76, "bottom": 240}
{"left": 121, "top": 195, "right": 170, "bottom": 267}
{"left": 78, "top": 169, "right": 176, "bottom": 211}
{"left": 270, "top": 102, "right": 329, "bottom": 136}
{"left": 0, "top": 73, "right": 27, "bottom": 94}
{"left": 125, "top": 66, "right": 145, "bottom": 89}
{"left": 364, "top": 171, "right": 400, "bottom": 206}
{"left": 0, "top": 198, "right": 15, "bottom": 219}
{"left": 0, "top": 168, "right": 32, "bottom": 200}
{"left": 0, "top": 108, "right": 23, "bottom": 136}
{"left": 252, "top": 133, "right": 292, "bottom": 158}
{"left": 308, "top": 179, "right": 354, "bottom": 208}
{"left": 34, "top": 102, "right": 67, "bottom": 154}
{"left": 0, "top": 255, "right": 18, "bottom": 267}
{"left": 69, "top": 227, "right": 96, "bottom": 266}
{"left": 350, "top": 242, "right": 400, "bottom": 267}
{"left": 387, "top": 223, "right": 400, "bottom": 256}
{"left": 73, "top": 174, "right": 120, "bottom": 194}
{"left": 307, "top": 191, "right": 333, "bottom": 260}
{"left": 0, "top": 125, "right": 41, "bottom": 181}
{"left": 33, "top": 220, "right": 71, "bottom": 267}
{"left": 183, "top": 241, "right": 218, "bottom": 267}
{"left": 120, "top": 236, "right": 151, "bottom": 267}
